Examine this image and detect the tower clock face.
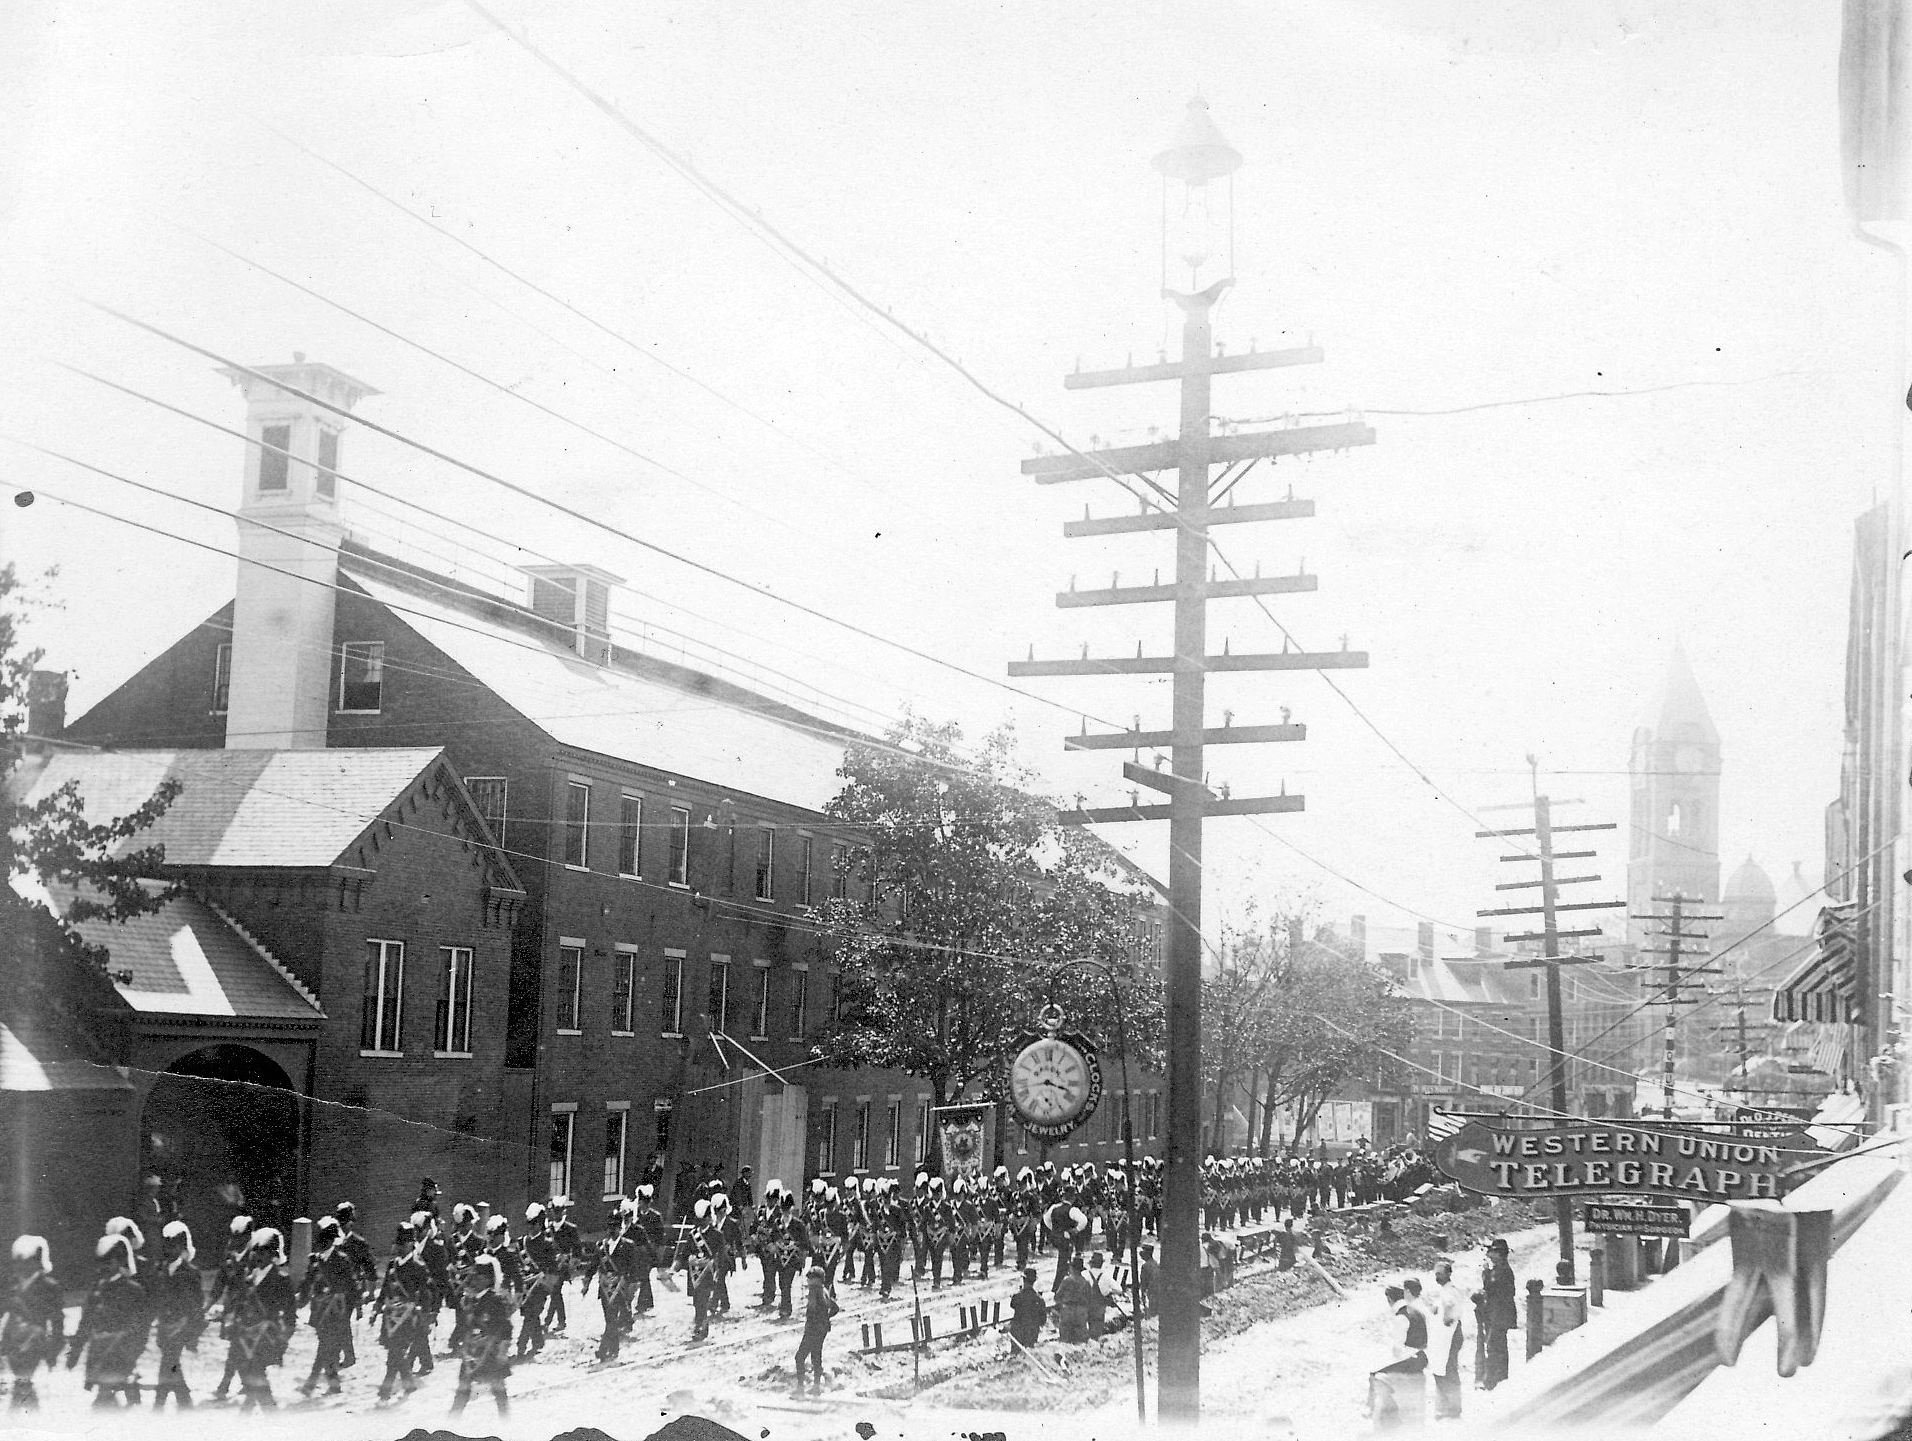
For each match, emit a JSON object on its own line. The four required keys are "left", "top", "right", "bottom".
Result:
{"left": 1009, "top": 1035, "right": 1101, "bottom": 1138}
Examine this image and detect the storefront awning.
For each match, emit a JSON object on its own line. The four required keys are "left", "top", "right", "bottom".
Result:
{"left": 1772, "top": 902, "right": 1860, "bottom": 1024}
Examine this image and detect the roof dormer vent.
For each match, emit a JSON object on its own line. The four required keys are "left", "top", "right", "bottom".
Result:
{"left": 521, "top": 564, "right": 624, "bottom": 666}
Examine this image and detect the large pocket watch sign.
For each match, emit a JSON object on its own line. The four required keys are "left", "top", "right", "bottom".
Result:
{"left": 1008, "top": 1004, "right": 1103, "bottom": 1141}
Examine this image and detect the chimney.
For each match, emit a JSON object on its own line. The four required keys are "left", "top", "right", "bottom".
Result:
{"left": 26, "top": 669, "right": 66, "bottom": 737}
{"left": 1474, "top": 926, "right": 1492, "bottom": 955}
{"left": 1349, "top": 914, "right": 1367, "bottom": 960}
{"left": 521, "top": 564, "right": 625, "bottom": 666}
{"left": 1417, "top": 921, "right": 1434, "bottom": 964}
{"left": 217, "top": 357, "right": 379, "bottom": 749}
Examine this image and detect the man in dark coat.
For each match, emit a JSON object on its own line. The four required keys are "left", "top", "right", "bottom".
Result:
{"left": 1477, "top": 1238, "right": 1518, "bottom": 1390}
{"left": 297, "top": 1215, "right": 359, "bottom": 1397}
{"left": 374, "top": 1222, "right": 432, "bottom": 1402}
{"left": 223, "top": 1229, "right": 297, "bottom": 1410}
{"left": 2, "top": 1236, "right": 64, "bottom": 1412}
{"left": 150, "top": 1221, "right": 206, "bottom": 1410}
{"left": 68, "top": 1234, "right": 148, "bottom": 1407}
{"left": 449, "top": 1255, "right": 513, "bottom": 1419}
{"left": 1007, "top": 1268, "right": 1047, "bottom": 1352}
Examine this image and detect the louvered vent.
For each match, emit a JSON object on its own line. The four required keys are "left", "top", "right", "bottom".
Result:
{"left": 520, "top": 564, "right": 625, "bottom": 666}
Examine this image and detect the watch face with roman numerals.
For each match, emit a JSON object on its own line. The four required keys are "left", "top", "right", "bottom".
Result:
{"left": 1008, "top": 1033, "right": 1102, "bottom": 1139}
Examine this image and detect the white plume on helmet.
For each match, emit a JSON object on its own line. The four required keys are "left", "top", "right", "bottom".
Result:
{"left": 484, "top": 1215, "right": 509, "bottom": 1237}
{"left": 693, "top": 1199, "right": 711, "bottom": 1220}
{"left": 636, "top": 1184, "right": 655, "bottom": 1201}
{"left": 249, "top": 1227, "right": 287, "bottom": 1265}
{"left": 161, "top": 1220, "right": 195, "bottom": 1264}
{"left": 525, "top": 1202, "right": 545, "bottom": 1223}
{"left": 228, "top": 1214, "right": 254, "bottom": 1237}
{"left": 472, "top": 1254, "right": 502, "bottom": 1289}
{"left": 104, "top": 1216, "right": 145, "bottom": 1251}
{"left": 11, "top": 1235, "right": 50, "bottom": 1273}
{"left": 452, "top": 1203, "right": 477, "bottom": 1224}
{"left": 409, "top": 1210, "right": 434, "bottom": 1233}
{"left": 95, "top": 1234, "right": 134, "bottom": 1268}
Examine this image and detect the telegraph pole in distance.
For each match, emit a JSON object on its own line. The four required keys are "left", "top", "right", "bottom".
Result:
{"left": 1474, "top": 764, "right": 1622, "bottom": 1284}
{"left": 1629, "top": 894, "right": 1722, "bottom": 1118}
{"left": 1011, "top": 99, "right": 1373, "bottom": 1424}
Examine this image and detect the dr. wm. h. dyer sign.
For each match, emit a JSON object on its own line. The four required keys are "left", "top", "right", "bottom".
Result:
{"left": 1431, "top": 1110, "right": 1821, "bottom": 1202}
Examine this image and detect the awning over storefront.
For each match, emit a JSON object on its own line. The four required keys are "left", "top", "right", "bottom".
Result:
{"left": 1772, "top": 902, "right": 1860, "bottom": 1024}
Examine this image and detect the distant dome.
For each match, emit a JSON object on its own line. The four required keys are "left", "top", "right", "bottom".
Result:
{"left": 1724, "top": 855, "right": 1776, "bottom": 907}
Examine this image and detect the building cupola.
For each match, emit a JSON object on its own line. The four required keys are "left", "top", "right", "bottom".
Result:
{"left": 521, "top": 563, "right": 624, "bottom": 666}
{"left": 216, "top": 355, "right": 379, "bottom": 749}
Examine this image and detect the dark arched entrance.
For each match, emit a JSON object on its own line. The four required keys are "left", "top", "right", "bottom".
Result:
{"left": 142, "top": 1044, "right": 299, "bottom": 1242}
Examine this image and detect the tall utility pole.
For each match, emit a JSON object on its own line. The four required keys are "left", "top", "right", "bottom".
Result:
{"left": 1474, "top": 769, "right": 1621, "bottom": 1284}
{"left": 1708, "top": 973, "right": 1774, "bottom": 1095}
{"left": 1630, "top": 895, "right": 1721, "bottom": 1117}
{"left": 1010, "top": 101, "right": 1373, "bottom": 1424}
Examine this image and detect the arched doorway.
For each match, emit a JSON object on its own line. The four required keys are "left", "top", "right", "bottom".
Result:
{"left": 142, "top": 1045, "right": 299, "bottom": 1242}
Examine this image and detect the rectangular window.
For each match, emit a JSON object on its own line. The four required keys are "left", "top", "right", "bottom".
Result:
{"left": 788, "top": 966, "right": 809, "bottom": 1039}
{"left": 436, "top": 946, "right": 473, "bottom": 1054}
{"left": 755, "top": 827, "right": 775, "bottom": 901}
{"left": 549, "top": 1108, "right": 574, "bottom": 1201}
{"left": 708, "top": 957, "right": 730, "bottom": 1033}
{"left": 668, "top": 806, "right": 691, "bottom": 886}
{"left": 830, "top": 971, "right": 844, "bottom": 1024}
{"left": 612, "top": 947, "right": 636, "bottom": 1034}
{"left": 654, "top": 1098, "right": 673, "bottom": 1153}
{"left": 831, "top": 844, "right": 848, "bottom": 901}
{"left": 360, "top": 939, "right": 404, "bottom": 1053}
{"left": 817, "top": 1102, "right": 838, "bottom": 1175}
{"left": 851, "top": 1101, "right": 870, "bottom": 1171}
{"left": 618, "top": 794, "right": 642, "bottom": 877}
{"left": 914, "top": 1098, "right": 930, "bottom": 1162}
{"left": 337, "top": 641, "right": 385, "bottom": 713}
{"left": 1017, "top": 1123, "right": 1029, "bottom": 1155}
{"left": 465, "top": 777, "right": 507, "bottom": 846}
{"left": 602, "top": 1106, "right": 628, "bottom": 1198}
{"left": 885, "top": 1100, "right": 901, "bottom": 1168}
{"left": 556, "top": 944, "right": 582, "bottom": 1032}
{"left": 211, "top": 644, "right": 232, "bottom": 715}
{"left": 751, "top": 963, "right": 770, "bottom": 1039}
{"left": 564, "top": 782, "right": 591, "bottom": 869}
{"left": 316, "top": 427, "right": 339, "bottom": 500}
{"left": 800, "top": 837, "right": 815, "bottom": 907}
{"left": 661, "top": 950, "right": 684, "bottom": 1035}
{"left": 258, "top": 423, "right": 291, "bottom": 492}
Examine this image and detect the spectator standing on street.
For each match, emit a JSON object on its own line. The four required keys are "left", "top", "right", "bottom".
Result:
{"left": 1136, "top": 1243, "right": 1160, "bottom": 1317}
{"left": 1477, "top": 1238, "right": 1518, "bottom": 1390}
{"left": 1431, "top": 1260, "right": 1468, "bottom": 1418}
{"left": 1007, "top": 1269, "right": 1047, "bottom": 1352}
{"left": 1054, "top": 1259, "right": 1093, "bottom": 1343}
{"left": 791, "top": 1266, "right": 837, "bottom": 1395}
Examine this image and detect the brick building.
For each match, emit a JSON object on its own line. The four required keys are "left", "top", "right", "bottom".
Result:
{"left": 6, "top": 743, "right": 524, "bottom": 1260}
{"left": 47, "top": 356, "right": 1164, "bottom": 1238}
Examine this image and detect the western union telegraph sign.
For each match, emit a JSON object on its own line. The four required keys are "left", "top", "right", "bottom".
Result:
{"left": 1430, "top": 1111, "right": 1821, "bottom": 1202}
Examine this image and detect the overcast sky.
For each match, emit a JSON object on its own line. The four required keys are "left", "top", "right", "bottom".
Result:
{"left": 0, "top": 0, "right": 1888, "bottom": 949}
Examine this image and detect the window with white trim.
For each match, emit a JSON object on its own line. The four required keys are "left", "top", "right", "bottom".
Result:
{"left": 654, "top": 1098, "right": 673, "bottom": 1152}
{"left": 338, "top": 641, "right": 385, "bottom": 713}
{"left": 914, "top": 1098, "right": 930, "bottom": 1163}
{"left": 211, "top": 644, "right": 231, "bottom": 715}
{"left": 830, "top": 844, "right": 848, "bottom": 901}
{"left": 755, "top": 827, "right": 775, "bottom": 901}
{"left": 668, "top": 806, "right": 691, "bottom": 886}
{"left": 612, "top": 947, "right": 636, "bottom": 1034}
{"left": 564, "top": 782, "right": 591, "bottom": 869}
{"left": 360, "top": 939, "right": 404, "bottom": 1053}
{"left": 465, "top": 777, "right": 507, "bottom": 846}
{"left": 661, "top": 949, "right": 684, "bottom": 1035}
{"left": 619, "top": 793, "right": 643, "bottom": 877}
{"left": 788, "top": 965, "right": 809, "bottom": 1039}
{"left": 258, "top": 423, "right": 291, "bottom": 492}
{"left": 708, "top": 955, "right": 730, "bottom": 1034}
{"left": 885, "top": 1099, "right": 901, "bottom": 1168}
{"left": 549, "top": 1107, "right": 575, "bottom": 1201}
{"left": 436, "top": 946, "right": 473, "bottom": 1055}
{"left": 799, "top": 836, "right": 815, "bottom": 907}
{"left": 851, "top": 1101, "right": 870, "bottom": 1171}
{"left": 556, "top": 943, "right": 582, "bottom": 1032}
{"left": 817, "top": 1101, "right": 837, "bottom": 1175}
{"left": 751, "top": 962, "right": 770, "bottom": 1039}
{"left": 603, "top": 1104, "right": 628, "bottom": 1198}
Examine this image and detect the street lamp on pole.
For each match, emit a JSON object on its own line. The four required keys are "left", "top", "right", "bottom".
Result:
{"left": 1048, "top": 955, "right": 1147, "bottom": 1425}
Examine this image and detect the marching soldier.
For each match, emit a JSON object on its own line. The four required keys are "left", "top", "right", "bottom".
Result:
{"left": 150, "top": 1221, "right": 205, "bottom": 1410}
{"left": 676, "top": 1201, "right": 722, "bottom": 1343}
{"left": 297, "top": 1215, "right": 358, "bottom": 1398}
{"left": 546, "top": 1196, "right": 579, "bottom": 1336}
{"left": 712, "top": 1192, "right": 745, "bottom": 1314}
{"left": 3, "top": 1236, "right": 63, "bottom": 1411}
{"left": 410, "top": 1210, "right": 447, "bottom": 1378}
{"left": 482, "top": 1215, "right": 523, "bottom": 1308}
{"left": 373, "top": 1220, "right": 432, "bottom": 1402}
{"left": 515, "top": 1203, "right": 558, "bottom": 1358}
{"left": 630, "top": 1184, "right": 665, "bottom": 1316}
{"left": 588, "top": 1201, "right": 640, "bottom": 1362}
{"left": 923, "top": 1179, "right": 955, "bottom": 1289}
{"left": 1010, "top": 1177, "right": 1040, "bottom": 1273}
{"left": 448, "top": 1254, "right": 513, "bottom": 1420}
{"left": 442, "top": 1203, "right": 482, "bottom": 1355}
{"left": 222, "top": 1228, "right": 296, "bottom": 1410}
{"left": 333, "top": 1201, "right": 379, "bottom": 1369}
{"left": 208, "top": 1214, "right": 254, "bottom": 1402}
{"left": 67, "top": 1232, "right": 148, "bottom": 1407}
{"left": 812, "top": 1187, "right": 848, "bottom": 1296}
{"left": 871, "top": 1182, "right": 905, "bottom": 1299}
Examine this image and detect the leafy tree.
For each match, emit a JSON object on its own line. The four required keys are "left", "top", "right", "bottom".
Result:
{"left": 811, "top": 714, "right": 1163, "bottom": 1170}
{"left": 2, "top": 565, "right": 180, "bottom": 1055}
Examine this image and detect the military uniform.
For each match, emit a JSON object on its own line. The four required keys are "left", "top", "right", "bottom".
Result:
{"left": 2, "top": 1240, "right": 64, "bottom": 1411}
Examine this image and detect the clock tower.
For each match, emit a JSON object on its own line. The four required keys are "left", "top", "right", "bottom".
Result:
{"left": 1627, "top": 644, "right": 1722, "bottom": 945}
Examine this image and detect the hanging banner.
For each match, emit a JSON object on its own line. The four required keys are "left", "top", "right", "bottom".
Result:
{"left": 1430, "top": 1110, "right": 1820, "bottom": 1203}
{"left": 936, "top": 1103, "right": 992, "bottom": 1184}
